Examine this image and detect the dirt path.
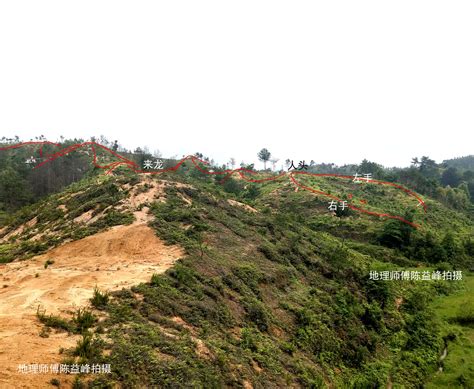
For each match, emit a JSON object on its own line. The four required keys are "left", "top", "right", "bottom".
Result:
{"left": 0, "top": 206, "right": 184, "bottom": 388}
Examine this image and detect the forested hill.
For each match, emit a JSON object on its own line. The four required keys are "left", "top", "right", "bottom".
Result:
{"left": 443, "top": 155, "right": 474, "bottom": 171}
{"left": 0, "top": 137, "right": 473, "bottom": 387}
{"left": 1, "top": 136, "right": 473, "bottom": 220}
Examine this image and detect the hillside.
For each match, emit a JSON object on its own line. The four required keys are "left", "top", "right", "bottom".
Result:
{"left": 443, "top": 155, "right": 474, "bottom": 172}
{"left": 0, "top": 162, "right": 473, "bottom": 388}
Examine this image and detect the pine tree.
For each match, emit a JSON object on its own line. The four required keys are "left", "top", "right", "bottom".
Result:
{"left": 257, "top": 148, "right": 271, "bottom": 170}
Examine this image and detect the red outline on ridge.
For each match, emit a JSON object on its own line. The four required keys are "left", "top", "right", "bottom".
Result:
{"left": 0, "top": 141, "right": 426, "bottom": 228}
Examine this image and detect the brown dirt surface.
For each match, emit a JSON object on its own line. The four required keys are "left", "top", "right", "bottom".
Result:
{"left": 73, "top": 209, "right": 94, "bottom": 224}
{"left": 395, "top": 297, "right": 404, "bottom": 310}
{"left": 227, "top": 199, "right": 258, "bottom": 213}
{"left": 128, "top": 180, "right": 163, "bottom": 208}
{"left": 0, "top": 212, "right": 184, "bottom": 387}
{"left": 0, "top": 217, "right": 38, "bottom": 243}
{"left": 0, "top": 225, "right": 24, "bottom": 243}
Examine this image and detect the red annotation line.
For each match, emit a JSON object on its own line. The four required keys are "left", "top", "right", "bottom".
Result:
{"left": 288, "top": 174, "right": 420, "bottom": 228}
{"left": 0, "top": 141, "right": 425, "bottom": 228}
{"left": 290, "top": 170, "right": 426, "bottom": 212}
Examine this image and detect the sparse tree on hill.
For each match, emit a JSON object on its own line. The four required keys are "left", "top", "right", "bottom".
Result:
{"left": 257, "top": 148, "right": 271, "bottom": 170}
{"left": 270, "top": 158, "right": 279, "bottom": 171}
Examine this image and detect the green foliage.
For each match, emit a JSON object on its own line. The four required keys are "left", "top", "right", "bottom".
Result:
{"left": 347, "top": 362, "right": 390, "bottom": 389}
{"left": 36, "top": 306, "right": 72, "bottom": 332}
{"left": 240, "top": 327, "right": 280, "bottom": 371}
{"left": 364, "top": 277, "right": 393, "bottom": 308}
{"left": 258, "top": 242, "right": 283, "bottom": 263}
{"left": 358, "top": 159, "right": 385, "bottom": 179}
{"left": 37, "top": 306, "right": 97, "bottom": 335}
{"left": 169, "top": 263, "right": 197, "bottom": 287}
{"left": 436, "top": 185, "right": 471, "bottom": 210}
{"left": 243, "top": 297, "right": 271, "bottom": 331}
{"left": 242, "top": 184, "right": 261, "bottom": 200}
{"left": 1, "top": 141, "right": 473, "bottom": 388}
{"left": 222, "top": 177, "right": 244, "bottom": 195}
{"left": 443, "top": 155, "right": 474, "bottom": 171}
{"left": 293, "top": 307, "right": 341, "bottom": 362}
{"left": 441, "top": 167, "right": 462, "bottom": 187}
{"left": 66, "top": 181, "right": 124, "bottom": 219}
{"left": 360, "top": 302, "right": 384, "bottom": 331}
{"left": 377, "top": 210, "right": 414, "bottom": 249}
{"left": 73, "top": 332, "right": 103, "bottom": 359}
{"left": 71, "top": 376, "right": 85, "bottom": 389}
{"left": 453, "top": 301, "right": 474, "bottom": 325}
{"left": 90, "top": 210, "right": 134, "bottom": 228}
{"left": 0, "top": 244, "right": 15, "bottom": 263}
{"left": 35, "top": 204, "right": 64, "bottom": 224}
{"left": 293, "top": 361, "right": 325, "bottom": 388}
{"left": 72, "top": 308, "right": 97, "bottom": 333}
{"left": 150, "top": 189, "right": 210, "bottom": 252}
{"left": 0, "top": 166, "right": 32, "bottom": 211}
{"left": 90, "top": 286, "right": 110, "bottom": 309}
{"left": 257, "top": 148, "right": 271, "bottom": 169}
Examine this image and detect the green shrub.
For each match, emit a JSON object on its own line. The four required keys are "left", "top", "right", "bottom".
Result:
{"left": 36, "top": 306, "right": 72, "bottom": 332}
{"left": 90, "top": 210, "right": 134, "bottom": 228}
{"left": 258, "top": 242, "right": 282, "bottom": 263}
{"left": 39, "top": 326, "right": 51, "bottom": 338}
{"left": 435, "top": 261, "right": 452, "bottom": 272}
{"left": 90, "top": 286, "right": 110, "bottom": 309}
{"left": 72, "top": 308, "right": 97, "bottom": 333}
{"left": 243, "top": 297, "right": 271, "bottom": 331}
{"left": 293, "top": 361, "right": 325, "bottom": 388}
{"left": 232, "top": 264, "right": 263, "bottom": 297}
{"left": 73, "top": 332, "right": 103, "bottom": 359}
{"left": 0, "top": 243, "right": 14, "bottom": 263}
{"left": 71, "top": 376, "right": 85, "bottom": 389}
{"left": 222, "top": 178, "right": 244, "bottom": 195}
{"left": 150, "top": 273, "right": 164, "bottom": 286}
{"left": 169, "top": 263, "right": 196, "bottom": 287}
{"left": 37, "top": 207, "right": 64, "bottom": 224}
{"left": 242, "top": 184, "right": 261, "bottom": 200}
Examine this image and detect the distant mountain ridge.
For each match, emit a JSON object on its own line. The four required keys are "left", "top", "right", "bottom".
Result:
{"left": 443, "top": 155, "right": 474, "bottom": 171}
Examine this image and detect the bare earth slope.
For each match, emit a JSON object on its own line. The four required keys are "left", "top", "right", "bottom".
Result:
{"left": 0, "top": 178, "right": 184, "bottom": 388}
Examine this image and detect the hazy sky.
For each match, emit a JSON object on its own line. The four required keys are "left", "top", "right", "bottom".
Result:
{"left": 0, "top": 1, "right": 473, "bottom": 169}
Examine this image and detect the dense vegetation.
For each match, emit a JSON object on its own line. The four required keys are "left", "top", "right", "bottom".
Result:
{"left": 1, "top": 137, "right": 473, "bottom": 387}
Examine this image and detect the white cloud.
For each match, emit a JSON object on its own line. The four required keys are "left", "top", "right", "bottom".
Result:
{"left": 0, "top": 1, "right": 472, "bottom": 167}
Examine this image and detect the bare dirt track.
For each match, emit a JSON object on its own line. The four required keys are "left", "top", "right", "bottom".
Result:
{"left": 0, "top": 196, "right": 184, "bottom": 388}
